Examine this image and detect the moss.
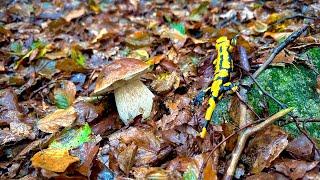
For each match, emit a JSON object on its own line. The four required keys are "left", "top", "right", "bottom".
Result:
{"left": 248, "top": 47, "right": 320, "bottom": 139}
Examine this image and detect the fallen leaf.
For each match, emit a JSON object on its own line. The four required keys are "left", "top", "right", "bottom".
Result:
{"left": 273, "top": 159, "right": 319, "bottom": 180}
{"left": 73, "top": 101, "right": 103, "bottom": 124}
{"left": 132, "top": 167, "right": 181, "bottom": 179}
{"left": 54, "top": 80, "right": 76, "bottom": 109}
{"left": 64, "top": 7, "right": 86, "bottom": 22}
{"left": 37, "top": 106, "right": 77, "bottom": 133}
{"left": 253, "top": 20, "right": 268, "bottom": 33}
{"left": 125, "top": 31, "right": 153, "bottom": 47}
{"left": 0, "top": 121, "right": 33, "bottom": 145}
{"left": 264, "top": 32, "right": 292, "bottom": 42}
{"left": 151, "top": 71, "right": 180, "bottom": 94}
{"left": 0, "top": 89, "right": 20, "bottom": 111}
{"left": 73, "top": 142, "right": 99, "bottom": 176}
{"left": 118, "top": 143, "right": 138, "bottom": 174}
{"left": 49, "top": 123, "right": 92, "bottom": 150}
{"left": 246, "top": 172, "right": 288, "bottom": 180}
{"left": 31, "top": 149, "right": 79, "bottom": 172}
{"left": 286, "top": 134, "right": 314, "bottom": 160}
{"left": 243, "top": 125, "right": 288, "bottom": 174}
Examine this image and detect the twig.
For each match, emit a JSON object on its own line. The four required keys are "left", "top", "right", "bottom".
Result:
{"left": 223, "top": 108, "right": 293, "bottom": 180}
{"left": 253, "top": 24, "right": 309, "bottom": 78}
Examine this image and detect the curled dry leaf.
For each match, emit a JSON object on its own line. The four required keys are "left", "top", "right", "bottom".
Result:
{"left": 37, "top": 106, "right": 77, "bottom": 133}
{"left": 31, "top": 149, "right": 79, "bottom": 173}
{"left": 243, "top": 125, "right": 288, "bottom": 174}
{"left": 273, "top": 159, "right": 319, "bottom": 180}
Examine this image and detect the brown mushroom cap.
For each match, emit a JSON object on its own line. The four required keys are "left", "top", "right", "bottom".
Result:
{"left": 92, "top": 58, "right": 149, "bottom": 96}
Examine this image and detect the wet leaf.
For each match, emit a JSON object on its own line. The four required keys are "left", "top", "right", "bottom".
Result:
{"left": 31, "top": 149, "right": 79, "bottom": 172}
{"left": 243, "top": 125, "right": 288, "bottom": 174}
{"left": 37, "top": 106, "right": 77, "bottom": 133}
{"left": 49, "top": 123, "right": 92, "bottom": 150}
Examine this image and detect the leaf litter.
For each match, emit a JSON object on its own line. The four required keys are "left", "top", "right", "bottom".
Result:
{"left": 0, "top": 0, "right": 320, "bottom": 179}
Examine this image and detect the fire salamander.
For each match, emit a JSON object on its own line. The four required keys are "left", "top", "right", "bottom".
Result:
{"left": 200, "top": 36, "right": 238, "bottom": 138}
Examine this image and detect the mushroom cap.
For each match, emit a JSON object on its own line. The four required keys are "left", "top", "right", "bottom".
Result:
{"left": 92, "top": 58, "right": 149, "bottom": 96}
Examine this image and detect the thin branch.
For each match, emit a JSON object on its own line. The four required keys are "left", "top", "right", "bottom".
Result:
{"left": 253, "top": 24, "right": 309, "bottom": 78}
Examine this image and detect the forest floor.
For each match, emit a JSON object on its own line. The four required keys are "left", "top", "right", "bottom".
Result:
{"left": 0, "top": 0, "right": 320, "bottom": 179}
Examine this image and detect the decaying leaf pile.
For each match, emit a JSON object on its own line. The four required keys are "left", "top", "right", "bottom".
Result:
{"left": 0, "top": 0, "right": 320, "bottom": 179}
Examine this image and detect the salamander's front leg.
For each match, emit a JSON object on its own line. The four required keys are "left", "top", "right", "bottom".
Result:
{"left": 200, "top": 97, "right": 216, "bottom": 138}
{"left": 193, "top": 87, "right": 211, "bottom": 106}
{"left": 221, "top": 82, "right": 238, "bottom": 94}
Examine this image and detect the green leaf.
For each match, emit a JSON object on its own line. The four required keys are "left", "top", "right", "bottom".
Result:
{"left": 183, "top": 166, "right": 198, "bottom": 180}
{"left": 71, "top": 47, "right": 86, "bottom": 67}
{"left": 10, "top": 41, "right": 23, "bottom": 54}
{"left": 189, "top": 1, "right": 209, "bottom": 21}
{"left": 170, "top": 22, "right": 186, "bottom": 35}
{"left": 49, "top": 123, "right": 92, "bottom": 150}
{"left": 54, "top": 92, "right": 71, "bottom": 109}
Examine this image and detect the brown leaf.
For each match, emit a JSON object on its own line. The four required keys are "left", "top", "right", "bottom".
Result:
{"left": 73, "top": 101, "right": 103, "bottom": 125}
{"left": 264, "top": 32, "right": 292, "bottom": 41}
{"left": 132, "top": 167, "right": 181, "bottom": 179}
{"left": 118, "top": 143, "right": 138, "bottom": 174}
{"left": 286, "top": 134, "right": 314, "bottom": 160}
{"left": 37, "top": 106, "right": 77, "bottom": 133}
{"left": 246, "top": 172, "right": 288, "bottom": 180}
{"left": 64, "top": 7, "right": 86, "bottom": 22}
{"left": 0, "top": 89, "right": 20, "bottom": 111}
{"left": 273, "top": 159, "right": 319, "bottom": 180}
{"left": 0, "top": 122, "right": 33, "bottom": 145}
{"left": 243, "top": 125, "right": 288, "bottom": 174}
{"left": 74, "top": 142, "right": 100, "bottom": 176}
{"left": 31, "top": 149, "right": 79, "bottom": 173}
{"left": 109, "top": 127, "right": 161, "bottom": 152}
{"left": 151, "top": 71, "right": 180, "bottom": 94}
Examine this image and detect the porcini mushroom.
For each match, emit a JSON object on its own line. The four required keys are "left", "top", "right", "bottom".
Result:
{"left": 92, "top": 58, "right": 154, "bottom": 125}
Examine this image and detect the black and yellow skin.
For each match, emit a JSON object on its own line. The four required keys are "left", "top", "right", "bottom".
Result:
{"left": 200, "top": 36, "right": 238, "bottom": 138}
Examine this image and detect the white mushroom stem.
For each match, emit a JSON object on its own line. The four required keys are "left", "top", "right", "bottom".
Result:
{"left": 114, "top": 79, "right": 154, "bottom": 125}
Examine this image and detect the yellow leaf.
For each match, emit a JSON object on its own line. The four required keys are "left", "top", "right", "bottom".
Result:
{"left": 264, "top": 32, "right": 291, "bottom": 42}
{"left": 31, "top": 149, "right": 79, "bottom": 172}
{"left": 253, "top": 20, "right": 268, "bottom": 33}
{"left": 37, "top": 106, "right": 77, "bottom": 133}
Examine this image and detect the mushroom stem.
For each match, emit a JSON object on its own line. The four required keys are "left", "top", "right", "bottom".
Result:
{"left": 114, "top": 79, "right": 154, "bottom": 125}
